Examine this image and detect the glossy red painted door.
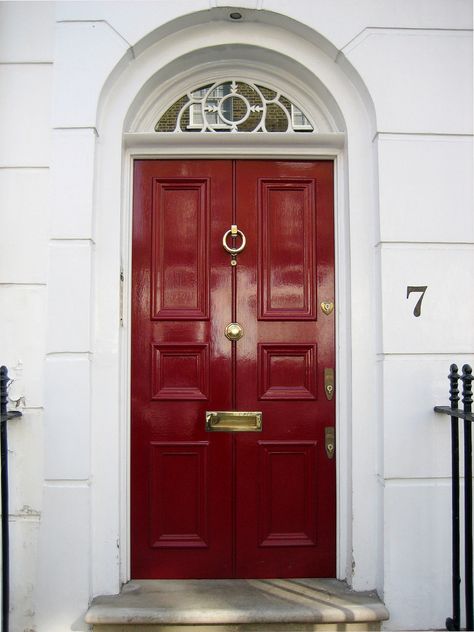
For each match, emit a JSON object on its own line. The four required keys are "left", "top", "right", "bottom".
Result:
{"left": 234, "top": 161, "right": 335, "bottom": 576}
{"left": 131, "top": 161, "right": 234, "bottom": 578}
{"left": 131, "top": 160, "right": 335, "bottom": 579}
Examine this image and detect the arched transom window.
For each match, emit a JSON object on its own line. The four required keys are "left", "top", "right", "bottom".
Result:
{"left": 155, "top": 80, "right": 314, "bottom": 133}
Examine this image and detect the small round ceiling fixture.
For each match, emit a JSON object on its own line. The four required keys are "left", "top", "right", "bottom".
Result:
{"left": 229, "top": 12, "right": 242, "bottom": 20}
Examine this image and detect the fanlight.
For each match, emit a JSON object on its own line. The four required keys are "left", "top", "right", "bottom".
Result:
{"left": 155, "top": 80, "right": 314, "bottom": 133}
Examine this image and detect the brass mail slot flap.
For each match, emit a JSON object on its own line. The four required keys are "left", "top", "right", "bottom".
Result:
{"left": 206, "top": 411, "right": 262, "bottom": 432}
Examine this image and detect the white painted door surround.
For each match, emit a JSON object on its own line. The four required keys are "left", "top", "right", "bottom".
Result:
{"left": 83, "top": 8, "right": 380, "bottom": 597}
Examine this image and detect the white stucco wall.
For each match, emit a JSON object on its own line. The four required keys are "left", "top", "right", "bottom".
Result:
{"left": 0, "top": 1, "right": 472, "bottom": 631}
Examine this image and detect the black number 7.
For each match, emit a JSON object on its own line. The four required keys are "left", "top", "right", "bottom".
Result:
{"left": 406, "top": 286, "right": 428, "bottom": 317}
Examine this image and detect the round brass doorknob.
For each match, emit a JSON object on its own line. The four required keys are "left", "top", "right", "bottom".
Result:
{"left": 225, "top": 322, "right": 244, "bottom": 341}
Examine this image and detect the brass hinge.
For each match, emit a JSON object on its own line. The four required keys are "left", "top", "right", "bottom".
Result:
{"left": 120, "top": 266, "right": 124, "bottom": 327}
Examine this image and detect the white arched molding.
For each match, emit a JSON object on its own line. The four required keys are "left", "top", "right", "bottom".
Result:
{"left": 90, "top": 10, "right": 381, "bottom": 599}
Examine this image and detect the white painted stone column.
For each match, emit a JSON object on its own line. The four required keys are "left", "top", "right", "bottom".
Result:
{"left": 345, "top": 26, "right": 474, "bottom": 630}
{"left": 36, "top": 13, "right": 129, "bottom": 632}
{"left": 0, "top": 2, "right": 54, "bottom": 630}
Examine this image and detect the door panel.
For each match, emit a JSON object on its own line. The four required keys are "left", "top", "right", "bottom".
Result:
{"left": 131, "top": 160, "right": 234, "bottom": 578}
{"left": 131, "top": 159, "right": 335, "bottom": 579}
{"left": 235, "top": 161, "right": 335, "bottom": 577}
{"left": 257, "top": 441, "right": 318, "bottom": 548}
{"left": 151, "top": 178, "right": 210, "bottom": 320}
{"left": 258, "top": 178, "right": 317, "bottom": 319}
{"left": 148, "top": 441, "right": 209, "bottom": 549}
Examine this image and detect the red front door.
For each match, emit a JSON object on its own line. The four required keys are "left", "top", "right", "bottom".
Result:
{"left": 131, "top": 160, "right": 335, "bottom": 579}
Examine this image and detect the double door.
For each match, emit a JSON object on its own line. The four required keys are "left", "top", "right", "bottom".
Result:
{"left": 131, "top": 160, "right": 335, "bottom": 578}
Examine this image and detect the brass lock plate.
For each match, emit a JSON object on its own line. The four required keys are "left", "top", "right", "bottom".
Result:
{"left": 324, "top": 368, "right": 334, "bottom": 400}
{"left": 325, "top": 427, "right": 335, "bottom": 459}
{"left": 206, "top": 411, "right": 262, "bottom": 432}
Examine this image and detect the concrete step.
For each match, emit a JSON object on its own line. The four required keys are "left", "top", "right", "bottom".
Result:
{"left": 85, "top": 578, "right": 389, "bottom": 631}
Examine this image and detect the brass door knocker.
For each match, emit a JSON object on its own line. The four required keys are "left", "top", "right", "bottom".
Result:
{"left": 222, "top": 224, "right": 246, "bottom": 266}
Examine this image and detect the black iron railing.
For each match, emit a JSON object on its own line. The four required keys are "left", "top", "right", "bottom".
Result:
{"left": 0, "top": 366, "right": 22, "bottom": 632}
{"left": 435, "top": 364, "right": 473, "bottom": 631}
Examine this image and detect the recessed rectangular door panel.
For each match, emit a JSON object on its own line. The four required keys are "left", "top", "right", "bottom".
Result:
{"left": 151, "top": 343, "right": 210, "bottom": 400}
{"left": 258, "top": 343, "right": 318, "bottom": 400}
{"left": 258, "top": 179, "right": 317, "bottom": 320}
{"left": 149, "top": 442, "right": 209, "bottom": 549}
{"left": 258, "top": 441, "right": 318, "bottom": 548}
{"left": 151, "top": 178, "right": 209, "bottom": 320}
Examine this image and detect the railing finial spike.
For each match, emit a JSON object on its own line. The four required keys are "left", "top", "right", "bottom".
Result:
{"left": 449, "top": 364, "right": 460, "bottom": 408}
{"left": 462, "top": 364, "right": 473, "bottom": 408}
{"left": 0, "top": 366, "right": 8, "bottom": 416}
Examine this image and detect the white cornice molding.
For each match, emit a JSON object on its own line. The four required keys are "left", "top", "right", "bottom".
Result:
{"left": 123, "top": 131, "right": 345, "bottom": 153}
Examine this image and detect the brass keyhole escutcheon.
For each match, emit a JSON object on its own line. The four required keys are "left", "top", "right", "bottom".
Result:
{"left": 325, "top": 427, "right": 335, "bottom": 460}
{"left": 324, "top": 368, "right": 334, "bottom": 401}
{"left": 225, "top": 322, "right": 244, "bottom": 341}
{"left": 321, "top": 301, "right": 334, "bottom": 316}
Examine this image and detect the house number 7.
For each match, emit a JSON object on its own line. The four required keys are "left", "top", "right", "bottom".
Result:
{"left": 406, "top": 286, "right": 428, "bottom": 317}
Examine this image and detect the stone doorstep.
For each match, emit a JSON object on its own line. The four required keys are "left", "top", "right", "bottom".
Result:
{"left": 85, "top": 578, "right": 389, "bottom": 631}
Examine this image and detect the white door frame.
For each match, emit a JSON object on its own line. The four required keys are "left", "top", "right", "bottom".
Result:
{"left": 120, "top": 134, "right": 349, "bottom": 583}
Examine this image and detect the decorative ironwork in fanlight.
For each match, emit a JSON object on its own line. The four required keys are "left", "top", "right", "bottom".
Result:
{"left": 155, "top": 80, "right": 314, "bottom": 133}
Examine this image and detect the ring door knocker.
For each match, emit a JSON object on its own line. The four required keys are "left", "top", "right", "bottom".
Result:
{"left": 222, "top": 224, "right": 246, "bottom": 266}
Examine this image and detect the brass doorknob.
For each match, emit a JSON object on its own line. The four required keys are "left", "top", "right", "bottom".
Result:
{"left": 225, "top": 322, "right": 244, "bottom": 341}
